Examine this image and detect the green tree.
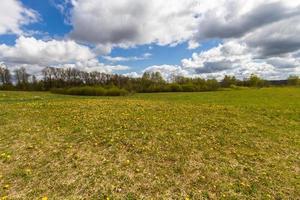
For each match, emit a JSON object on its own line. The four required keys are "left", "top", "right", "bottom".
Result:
{"left": 221, "top": 75, "right": 237, "bottom": 88}
{"left": 248, "top": 74, "right": 265, "bottom": 88}
{"left": 150, "top": 72, "right": 164, "bottom": 83}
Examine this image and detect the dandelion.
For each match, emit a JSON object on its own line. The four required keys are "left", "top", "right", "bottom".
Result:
{"left": 42, "top": 197, "right": 48, "bottom": 200}
{"left": 3, "top": 184, "right": 9, "bottom": 189}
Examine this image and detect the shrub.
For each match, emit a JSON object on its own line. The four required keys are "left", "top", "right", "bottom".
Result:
{"left": 206, "top": 79, "right": 220, "bottom": 91}
{"left": 181, "top": 84, "right": 195, "bottom": 92}
{"left": 169, "top": 84, "right": 183, "bottom": 92}
{"left": 51, "top": 86, "right": 129, "bottom": 96}
{"left": 106, "top": 87, "right": 128, "bottom": 96}
{"left": 287, "top": 76, "right": 300, "bottom": 86}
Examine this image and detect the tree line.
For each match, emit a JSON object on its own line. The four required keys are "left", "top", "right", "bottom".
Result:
{"left": 0, "top": 66, "right": 299, "bottom": 93}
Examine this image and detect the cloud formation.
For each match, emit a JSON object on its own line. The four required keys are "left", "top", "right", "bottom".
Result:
{"left": 103, "top": 53, "right": 151, "bottom": 63}
{"left": 0, "top": 0, "right": 38, "bottom": 35}
{"left": 54, "top": 59, "right": 130, "bottom": 74}
{"left": 143, "top": 65, "right": 189, "bottom": 81}
{"left": 70, "top": 0, "right": 199, "bottom": 49}
{"left": 193, "top": 1, "right": 300, "bottom": 41}
{"left": 139, "top": 0, "right": 300, "bottom": 80}
{"left": 0, "top": 36, "right": 129, "bottom": 74}
{"left": 181, "top": 41, "right": 300, "bottom": 80}
{"left": 0, "top": 36, "right": 95, "bottom": 65}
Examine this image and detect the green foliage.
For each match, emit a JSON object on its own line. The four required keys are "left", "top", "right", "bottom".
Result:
{"left": 181, "top": 83, "right": 195, "bottom": 92}
{"left": 287, "top": 75, "right": 300, "bottom": 86}
{"left": 221, "top": 75, "right": 237, "bottom": 88}
{"left": 247, "top": 74, "right": 266, "bottom": 88}
{"left": 206, "top": 79, "right": 220, "bottom": 90}
{"left": 106, "top": 87, "right": 129, "bottom": 96}
{"left": 51, "top": 86, "right": 129, "bottom": 96}
{"left": 169, "top": 83, "right": 183, "bottom": 92}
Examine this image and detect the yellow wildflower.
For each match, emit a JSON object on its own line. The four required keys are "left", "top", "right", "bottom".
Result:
{"left": 3, "top": 184, "right": 9, "bottom": 189}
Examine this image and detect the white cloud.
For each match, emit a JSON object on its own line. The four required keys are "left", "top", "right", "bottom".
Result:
{"left": 54, "top": 59, "right": 130, "bottom": 73}
{"left": 243, "top": 15, "right": 300, "bottom": 57}
{"left": 193, "top": 0, "right": 300, "bottom": 40}
{"left": 0, "top": 37, "right": 130, "bottom": 74}
{"left": 103, "top": 53, "right": 151, "bottom": 63}
{"left": 188, "top": 40, "right": 200, "bottom": 50}
{"left": 0, "top": 36, "right": 95, "bottom": 65}
{"left": 181, "top": 41, "right": 300, "bottom": 80}
{"left": 69, "top": 0, "right": 200, "bottom": 47}
{"left": 68, "top": 0, "right": 300, "bottom": 51}
{"left": 123, "top": 72, "right": 140, "bottom": 78}
{"left": 143, "top": 65, "right": 190, "bottom": 81}
{"left": 140, "top": 38, "right": 300, "bottom": 80}
{"left": 0, "top": 0, "right": 39, "bottom": 35}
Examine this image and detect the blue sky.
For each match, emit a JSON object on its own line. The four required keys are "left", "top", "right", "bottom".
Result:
{"left": 0, "top": 0, "right": 299, "bottom": 80}
{"left": 0, "top": 0, "right": 72, "bottom": 43}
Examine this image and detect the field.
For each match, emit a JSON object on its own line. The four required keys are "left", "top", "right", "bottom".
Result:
{"left": 0, "top": 88, "right": 299, "bottom": 199}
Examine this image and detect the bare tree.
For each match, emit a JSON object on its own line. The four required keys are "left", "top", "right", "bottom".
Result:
{"left": 0, "top": 64, "right": 12, "bottom": 85}
{"left": 14, "top": 67, "right": 30, "bottom": 88}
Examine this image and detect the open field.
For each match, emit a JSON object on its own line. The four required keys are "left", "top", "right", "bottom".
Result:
{"left": 0, "top": 88, "right": 299, "bottom": 199}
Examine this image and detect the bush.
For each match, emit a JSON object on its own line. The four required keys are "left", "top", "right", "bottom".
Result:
{"left": 206, "top": 79, "right": 220, "bottom": 91}
{"left": 169, "top": 84, "right": 183, "bottom": 92}
{"left": 287, "top": 76, "right": 300, "bottom": 86}
{"left": 181, "top": 84, "right": 195, "bottom": 92}
{"left": 51, "top": 86, "right": 129, "bottom": 96}
{"left": 106, "top": 87, "right": 128, "bottom": 96}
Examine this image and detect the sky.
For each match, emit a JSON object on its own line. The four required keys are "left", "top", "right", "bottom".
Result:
{"left": 0, "top": 0, "right": 299, "bottom": 80}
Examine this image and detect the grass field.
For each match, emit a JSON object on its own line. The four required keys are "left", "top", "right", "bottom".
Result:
{"left": 0, "top": 88, "right": 299, "bottom": 199}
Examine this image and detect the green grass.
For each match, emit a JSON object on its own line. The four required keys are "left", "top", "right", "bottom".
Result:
{"left": 0, "top": 87, "right": 299, "bottom": 199}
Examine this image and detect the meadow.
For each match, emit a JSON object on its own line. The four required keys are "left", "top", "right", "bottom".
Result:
{"left": 0, "top": 87, "right": 299, "bottom": 199}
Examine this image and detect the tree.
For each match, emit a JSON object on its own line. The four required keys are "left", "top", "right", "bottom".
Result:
{"left": 142, "top": 72, "right": 151, "bottom": 80}
{"left": 4, "top": 68, "right": 12, "bottom": 85}
{"left": 247, "top": 74, "right": 265, "bottom": 87}
{"left": 221, "top": 75, "right": 237, "bottom": 88}
{"left": 14, "top": 67, "right": 30, "bottom": 89}
{"left": 0, "top": 65, "right": 12, "bottom": 85}
{"left": 150, "top": 72, "right": 164, "bottom": 83}
{"left": 0, "top": 66, "right": 4, "bottom": 85}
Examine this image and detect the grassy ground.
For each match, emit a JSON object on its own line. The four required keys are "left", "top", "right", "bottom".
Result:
{"left": 0, "top": 88, "right": 299, "bottom": 199}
